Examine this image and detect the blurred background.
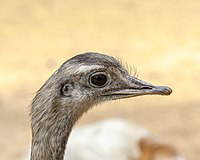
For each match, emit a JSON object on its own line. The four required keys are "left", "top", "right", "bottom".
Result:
{"left": 0, "top": 0, "right": 200, "bottom": 159}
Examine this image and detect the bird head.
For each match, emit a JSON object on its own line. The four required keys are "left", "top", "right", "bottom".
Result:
{"left": 34, "top": 52, "right": 172, "bottom": 112}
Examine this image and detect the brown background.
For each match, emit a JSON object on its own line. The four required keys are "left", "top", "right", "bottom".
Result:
{"left": 0, "top": 0, "right": 200, "bottom": 159}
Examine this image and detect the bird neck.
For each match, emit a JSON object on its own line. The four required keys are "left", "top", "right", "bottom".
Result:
{"left": 31, "top": 109, "right": 70, "bottom": 160}
{"left": 30, "top": 97, "right": 91, "bottom": 160}
{"left": 31, "top": 89, "right": 93, "bottom": 160}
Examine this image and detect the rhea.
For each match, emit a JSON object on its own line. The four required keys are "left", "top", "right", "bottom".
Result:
{"left": 30, "top": 52, "right": 172, "bottom": 160}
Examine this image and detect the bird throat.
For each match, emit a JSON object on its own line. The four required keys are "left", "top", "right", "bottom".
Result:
{"left": 31, "top": 102, "right": 85, "bottom": 160}
{"left": 30, "top": 94, "right": 94, "bottom": 160}
{"left": 31, "top": 115, "right": 71, "bottom": 159}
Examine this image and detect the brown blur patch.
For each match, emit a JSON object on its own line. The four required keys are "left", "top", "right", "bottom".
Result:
{"left": 0, "top": 0, "right": 199, "bottom": 159}
{"left": 139, "top": 136, "right": 180, "bottom": 160}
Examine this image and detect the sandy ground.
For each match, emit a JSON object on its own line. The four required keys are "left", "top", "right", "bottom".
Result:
{"left": 0, "top": 0, "right": 200, "bottom": 159}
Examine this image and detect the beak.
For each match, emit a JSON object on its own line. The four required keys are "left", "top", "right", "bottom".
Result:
{"left": 105, "top": 76, "right": 172, "bottom": 100}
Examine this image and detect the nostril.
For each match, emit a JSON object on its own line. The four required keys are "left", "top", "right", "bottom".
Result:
{"left": 141, "top": 86, "right": 152, "bottom": 90}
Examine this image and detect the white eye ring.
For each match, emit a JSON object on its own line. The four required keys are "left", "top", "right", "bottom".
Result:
{"left": 89, "top": 72, "right": 110, "bottom": 88}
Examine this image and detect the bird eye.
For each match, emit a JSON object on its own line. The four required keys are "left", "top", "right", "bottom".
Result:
{"left": 89, "top": 72, "right": 109, "bottom": 88}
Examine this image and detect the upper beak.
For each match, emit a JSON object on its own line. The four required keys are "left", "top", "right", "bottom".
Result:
{"left": 106, "top": 76, "right": 172, "bottom": 99}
